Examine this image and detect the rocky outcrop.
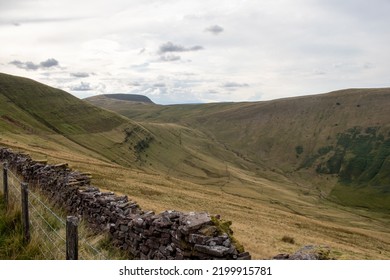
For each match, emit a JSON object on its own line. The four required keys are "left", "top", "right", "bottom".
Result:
{"left": 273, "top": 245, "right": 334, "bottom": 260}
{"left": 0, "top": 147, "right": 250, "bottom": 260}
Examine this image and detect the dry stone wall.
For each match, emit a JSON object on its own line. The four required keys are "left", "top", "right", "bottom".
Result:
{"left": 0, "top": 147, "right": 251, "bottom": 260}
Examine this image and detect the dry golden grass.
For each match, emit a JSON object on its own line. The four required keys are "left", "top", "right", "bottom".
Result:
{"left": 0, "top": 119, "right": 390, "bottom": 259}
{"left": 2, "top": 133, "right": 389, "bottom": 260}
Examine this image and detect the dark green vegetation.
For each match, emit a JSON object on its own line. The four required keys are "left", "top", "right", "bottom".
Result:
{"left": 300, "top": 127, "right": 390, "bottom": 210}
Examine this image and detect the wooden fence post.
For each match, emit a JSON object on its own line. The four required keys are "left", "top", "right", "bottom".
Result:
{"left": 66, "top": 216, "right": 79, "bottom": 260}
{"left": 3, "top": 162, "right": 8, "bottom": 209}
{"left": 21, "top": 182, "right": 30, "bottom": 243}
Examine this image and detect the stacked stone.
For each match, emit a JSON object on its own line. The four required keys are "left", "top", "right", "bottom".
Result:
{"left": 76, "top": 186, "right": 140, "bottom": 231}
{"left": 110, "top": 210, "right": 251, "bottom": 260}
{"left": 0, "top": 147, "right": 251, "bottom": 260}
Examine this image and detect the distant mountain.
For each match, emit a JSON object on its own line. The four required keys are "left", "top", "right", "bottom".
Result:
{"left": 86, "top": 94, "right": 154, "bottom": 104}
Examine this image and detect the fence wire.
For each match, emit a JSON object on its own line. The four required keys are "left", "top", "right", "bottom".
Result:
{"left": 1, "top": 164, "right": 108, "bottom": 260}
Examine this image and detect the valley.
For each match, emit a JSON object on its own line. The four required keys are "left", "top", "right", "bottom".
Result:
{"left": 1, "top": 72, "right": 390, "bottom": 259}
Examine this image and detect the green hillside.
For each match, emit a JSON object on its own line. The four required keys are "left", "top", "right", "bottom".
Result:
{"left": 0, "top": 73, "right": 128, "bottom": 134}
{"left": 0, "top": 73, "right": 153, "bottom": 166}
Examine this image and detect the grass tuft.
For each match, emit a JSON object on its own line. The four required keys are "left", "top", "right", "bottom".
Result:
{"left": 281, "top": 235, "right": 295, "bottom": 244}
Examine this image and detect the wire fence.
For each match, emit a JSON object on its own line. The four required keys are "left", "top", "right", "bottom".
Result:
{"left": 0, "top": 164, "right": 108, "bottom": 260}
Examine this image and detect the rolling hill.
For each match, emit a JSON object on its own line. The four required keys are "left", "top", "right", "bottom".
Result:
{"left": 1, "top": 72, "right": 390, "bottom": 259}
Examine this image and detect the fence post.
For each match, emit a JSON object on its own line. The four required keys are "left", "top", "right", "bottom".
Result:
{"left": 66, "top": 216, "right": 79, "bottom": 260}
{"left": 21, "top": 182, "right": 30, "bottom": 243}
{"left": 3, "top": 162, "right": 8, "bottom": 209}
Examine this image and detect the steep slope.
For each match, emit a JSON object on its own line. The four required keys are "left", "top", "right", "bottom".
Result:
{"left": 0, "top": 73, "right": 128, "bottom": 134}
{"left": 0, "top": 73, "right": 152, "bottom": 166}
{"left": 86, "top": 89, "right": 390, "bottom": 211}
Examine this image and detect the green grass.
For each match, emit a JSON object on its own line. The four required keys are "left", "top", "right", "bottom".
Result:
{"left": 292, "top": 125, "right": 390, "bottom": 210}
{"left": 329, "top": 184, "right": 390, "bottom": 212}
{"left": 0, "top": 73, "right": 127, "bottom": 135}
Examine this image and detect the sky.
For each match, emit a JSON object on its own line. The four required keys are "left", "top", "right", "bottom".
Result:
{"left": 1, "top": 0, "right": 390, "bottom": 104}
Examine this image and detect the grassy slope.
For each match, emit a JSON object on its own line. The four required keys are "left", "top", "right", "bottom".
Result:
{"left": 0, "top": 73, "right": 127, "bottom": 134}
{"left": 0, "top": 73, "right": 389, "bottom": 259}
{"left": 0, "top": 73, "right": 156, "bottom": 166}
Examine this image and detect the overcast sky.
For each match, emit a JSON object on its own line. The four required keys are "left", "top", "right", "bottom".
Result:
{"left": 1, "top": 0, "right": 390, "bottom": 104}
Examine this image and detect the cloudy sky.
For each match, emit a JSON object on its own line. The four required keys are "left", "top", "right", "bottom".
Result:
{"left": 1, "top": 0, "right": 389, "bottom": 104}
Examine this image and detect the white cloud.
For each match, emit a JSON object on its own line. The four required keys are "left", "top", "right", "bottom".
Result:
{"left": 205, "top": 25, "right": 224, "bottom": 35}
{"left": 9, "top": 58, "right": 59, "bottom": 71}
{"left": 159, "top": 54, "right": 181, "bottom": 62}
{"left": 70, "top": 81, "right": 92, "bottom": 91}
{"left": 158, "top": 42, "right": 204, "bottom": 54}
{"left": 70, "top": 72, "right": 90, "bottom": 78}
{"left": 1, "top": 0, "right": 389, "bottom": 104}
{"left": 222, "top": 82, "right": 249, "bottom": 88}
